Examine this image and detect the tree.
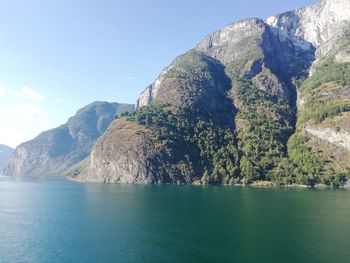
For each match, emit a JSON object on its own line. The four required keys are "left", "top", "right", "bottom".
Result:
{"left": 145, "top": 114, "right": 152, "bottom": 127}
{"left": 240, "top": 157, "right": 260, "bottom": 183}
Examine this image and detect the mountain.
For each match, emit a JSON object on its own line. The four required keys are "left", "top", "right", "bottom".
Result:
{"left": 0, "top": 144, "right": 14, "bottom": 174}
{"left": 3, "top": 101, "right": 134, "bottom": 177}
{"left": 73, "top": 0, "right": 350, "bottom": 186}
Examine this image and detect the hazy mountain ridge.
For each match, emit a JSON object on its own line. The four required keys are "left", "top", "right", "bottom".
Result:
{"left": 3, "top": 101, "right": 134, "bottom": 177}
{"left": 0, "top": 144, "right": 14, "bottom": 174}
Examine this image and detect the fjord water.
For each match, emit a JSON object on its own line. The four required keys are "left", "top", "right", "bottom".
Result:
{"left": 1, "top": 177, "right": 350, "bottom": 263}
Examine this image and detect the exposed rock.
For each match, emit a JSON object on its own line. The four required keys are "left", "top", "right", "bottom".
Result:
{"left": 75, "top": 119, "right": 198, "bottom": 184}
{"left": 136, "top": 65, "right": 174, "bottom": 108}
{"left": 305, "top": 126, "right": 350, "bottom": 151}
{"left": 195, "top": 18, "right": 266, "bottom": 65}
{"left": 266, "top": 0, "right": 350, "bottom": 61}
{"left": 138, "top": 12, "right": 316, "bottom": 107}
{"left": 0, "top": 144, "right": 14, "bottom": 174}
{"left": 76, "top": 120, "right": 161, "bottom": 184}
{"left": 251, "top": 67, "right": 289, "bottom": 97}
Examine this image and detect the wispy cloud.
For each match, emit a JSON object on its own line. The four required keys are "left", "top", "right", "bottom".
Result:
{"left": 0, "top": 86, "right": 6, "bottom": 97}
{"left": 125, "top": 76, "right": 136, "bottom": 81}
{"left": 124, "top": 75, "right": 147, "bottom": 87}
{"left": 10, "top": 86, "right": 45, "bottom": 102}
{"left": 0, "top": 103, "right": 50, "bottom": 147}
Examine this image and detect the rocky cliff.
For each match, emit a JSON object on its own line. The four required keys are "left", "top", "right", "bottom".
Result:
{"left": 267, "top": 0, "right": 350, "bottom": 61}
{"left": 3, "top": 102, "right": 134, "bottom": 177}
{"left": 76, "top": 0, "right": 350, "bottom": 186}
{"left": 0, "top": 144, "right": 14, "bottom": 174}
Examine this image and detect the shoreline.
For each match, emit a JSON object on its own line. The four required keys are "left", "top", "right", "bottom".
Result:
{"left": 68, "top": 176, "right": 349, "bottom": 189}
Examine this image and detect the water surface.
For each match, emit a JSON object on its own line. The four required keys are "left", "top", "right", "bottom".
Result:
{"left": 0, "top": 177, "right": 349, "bottom": 263}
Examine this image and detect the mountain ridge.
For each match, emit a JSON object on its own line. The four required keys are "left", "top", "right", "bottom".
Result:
{"left": 0, "top": 144, "right": 14, "bottom": 174}
{"left": 4, "top": 101, "right": 134, "bottom": 177}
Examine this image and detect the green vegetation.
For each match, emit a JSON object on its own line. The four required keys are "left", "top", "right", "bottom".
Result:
{"left": 272, "top": 134, "right": 323, "bottom": 186}
{"left": 123, "top": 69, "right": 349, "bottom": 186}
{"left": 302, "top": 60, "right": 350, "bottom": 92}
{"left": 126, "top": 103, "right": 240, "bottom": 184}
{"left": 233, "top": 81, "right": 295, "bottom": 183}
{"left": 224, "top": 51, "right": 263, "bottom": 79}
{"left": 285, "top": 59, "right": 350, "bottom": 186}
{"left": 298, "top": 59, "right": 350, "bottom": 125}
{"left": 164, "top": 50, "right": 220, "bottom": 79}
{"left": 298, "top": 101, "right": 350, "bottom": 125}
{"left": 269, "top": 133, "right": 350, "bottom": 186}
{"left": 120, "top": 55, "right": 350, "bottom": 187}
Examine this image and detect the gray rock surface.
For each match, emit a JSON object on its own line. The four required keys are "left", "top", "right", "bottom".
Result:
{"left": 138, "top": 15, "right": 317, "bottom": 106}
{"left": 0, "top": 144, "right": 14, "bottom": 174}
{"left": 305, "top": 126, "right": 350, "bottom": 151}
{"left": 266, "top": 0, "right": 350, "bottom": 62}
{"left": 75, "top": 120, "right": 163, "bottom": 184}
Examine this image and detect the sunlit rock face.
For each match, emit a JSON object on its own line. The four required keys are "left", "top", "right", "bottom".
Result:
{"left": 0, "top": 144, "right": 14, "bottom": 173}
{"left": 266, "top": 0, "right": 350, "bottom": 61}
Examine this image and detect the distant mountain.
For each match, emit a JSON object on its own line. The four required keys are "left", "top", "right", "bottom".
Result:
{"left": 3, "top": 101, "right": 134, "bottom": 177}
{"left": 74, "top": 0, "right": 350, "bottom": 187}
{"left": 0, "top": 145, "right": 14, "bottom": 174}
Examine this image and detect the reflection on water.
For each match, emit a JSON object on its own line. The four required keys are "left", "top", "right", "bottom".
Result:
{"left": 0, "top": 177, "right": 350, "bottom": 263}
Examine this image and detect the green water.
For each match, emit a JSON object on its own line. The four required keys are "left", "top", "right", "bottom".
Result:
{"left": 0, "top": 177, "right": 349, "bottom": 263}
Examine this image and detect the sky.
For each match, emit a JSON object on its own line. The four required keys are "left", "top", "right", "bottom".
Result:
{"left": 0, "top": 0, "right": 318, "bottom": 148}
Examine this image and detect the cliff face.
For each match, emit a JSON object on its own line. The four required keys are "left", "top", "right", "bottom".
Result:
{"left": 77, "top": 0, "right": 350, "bottom": 186}
{"left": 0, "top": 144, "right": 14, "bottom": 173}
{"left": 138, "top": 17, "right": 315, "bottom": 107}
{"left": 74, "top": 120, "right": 179, "bottom": 184}
{"left": 267, "top": 0, "right": 350, "bottom": 61}
{"left": 3, "top": 102, "right": 134, "bottom": 177}
{"left": 265, "top": 0, "right": 350, "bottom": 177}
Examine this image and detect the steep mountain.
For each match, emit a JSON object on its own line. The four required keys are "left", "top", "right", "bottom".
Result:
{"left": 3, "top": 102, "right": 134, "bottom": 177}
{"left": 266, "top": 0, "right": 350, "bottom": 184}
{"left": 75, "top": 0, "right": 350, "bottom": 186}
{"left": 0, "top": 144, "right": 14, "bottom": 174}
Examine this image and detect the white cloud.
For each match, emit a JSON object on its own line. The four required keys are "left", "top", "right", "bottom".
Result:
{"left": 0, "top": 103, "right": 50, "bottom": 148}
{"left": 11, "top": 86, "right": 45, "bottom": 102}
{"left": 125, "top": 76, "right": 136, "bottom": 81}
{"left": 0, "top": 86, "right": 6, "bottom": 97}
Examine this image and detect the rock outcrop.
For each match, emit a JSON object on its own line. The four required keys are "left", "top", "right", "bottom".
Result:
{"left": 74, "top": 120, "right": 175, "bottom": 184}
{"left": 266, "top": 0, "right": 350, "bottom": 63}
{"left": 305, "top": 126, "right": 350, "bottom": 151}
{"left": 0, "top": 144, "right": 14, "bottom": 174}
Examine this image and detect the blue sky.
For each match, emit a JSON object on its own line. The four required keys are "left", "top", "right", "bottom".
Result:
{"left": 0, "top": 0, "right": 318, "bottom": 147}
